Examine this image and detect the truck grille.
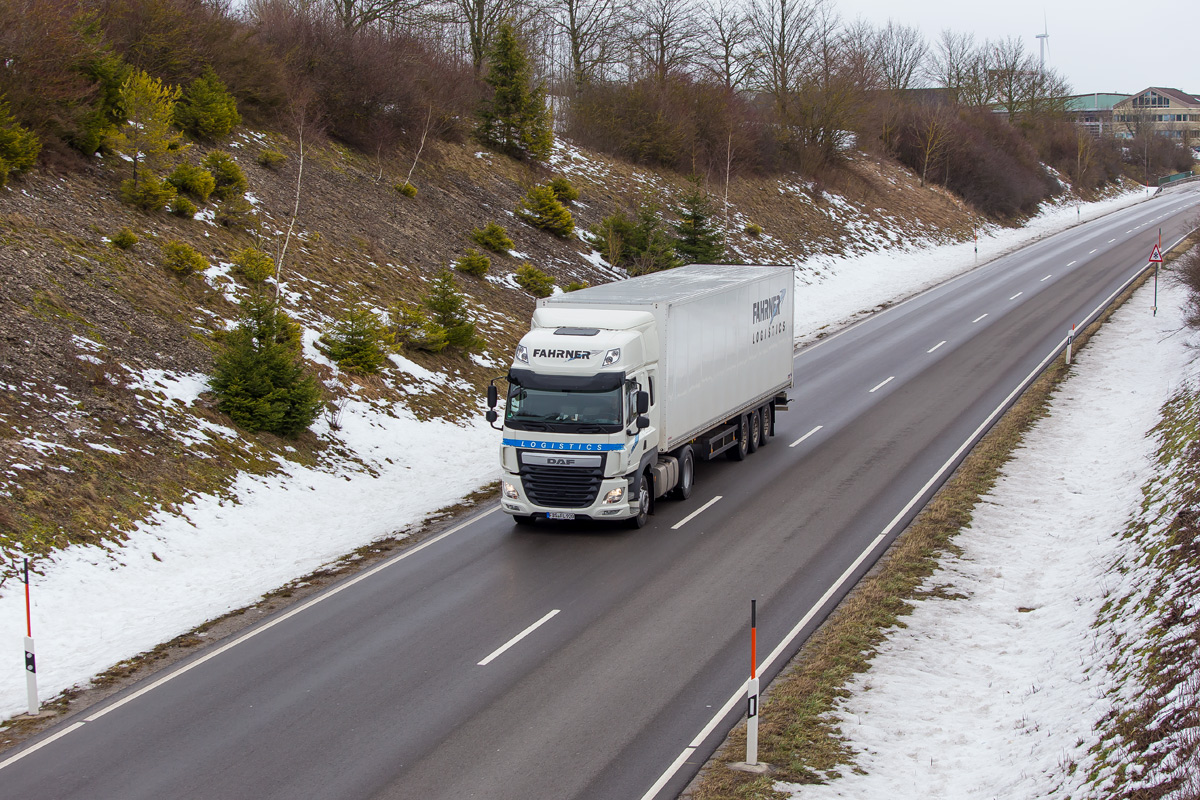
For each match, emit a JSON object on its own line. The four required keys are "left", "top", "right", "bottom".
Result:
{"left": 519, "top": 459, "right": 605, "bottom": 509}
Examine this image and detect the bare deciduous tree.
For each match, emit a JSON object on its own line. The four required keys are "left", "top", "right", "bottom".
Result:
{"left": 875, "top": 19, "right": 925, "bottom": 92}
{"left": 927, "top": 29, "right": 974, "bottom": 106}
{"left": 747, "top": 0, "right": 819, "bottom": 119}
{"left": 696, "top": 0, "right": 757, "bottom": 91}
{"left": 627, "top": 0, "right": 699, "bottom": 81}
{"left": 549, "top": 0, "right": 626, "bottom": 92}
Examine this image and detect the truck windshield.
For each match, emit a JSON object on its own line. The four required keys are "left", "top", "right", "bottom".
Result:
{"left": 505, "top": 385, "right": 624, "bottom": 434}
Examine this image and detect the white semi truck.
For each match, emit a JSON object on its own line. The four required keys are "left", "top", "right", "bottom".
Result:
{"left": 485, "top": 263, "right": 795, "bottom": 527}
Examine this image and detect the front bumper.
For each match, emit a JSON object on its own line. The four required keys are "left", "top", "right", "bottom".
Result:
{"left": 500, "top": 474, "right": 636, "bottom": 520}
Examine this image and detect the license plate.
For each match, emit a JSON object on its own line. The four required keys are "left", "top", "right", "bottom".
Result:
{"left": 546, "top": 512, "right": 576, "bottom": 521}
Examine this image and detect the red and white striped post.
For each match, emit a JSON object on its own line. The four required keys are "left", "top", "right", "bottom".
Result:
{"left": 23, "top": 558, "right": 39, "bottom": 716}
{"left": 746, "top": 599, "right": 759, "bottom": 766}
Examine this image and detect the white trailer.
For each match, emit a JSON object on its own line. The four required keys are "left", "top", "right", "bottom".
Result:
{"left": 485, "top": 264, "right": 795, "bottom": 527}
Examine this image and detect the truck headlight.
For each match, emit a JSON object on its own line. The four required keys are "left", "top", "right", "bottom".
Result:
{"left": 603, "top": 486, "right": 625, "bottom": 504}
{"left": 602, "top": 348, "right": 621, "bottom": 366}
{"left": 503, "top": 482, "right": 520, "bottom": 499}
{"left": 515, "top": 344, "right": 529, "bottom": 364}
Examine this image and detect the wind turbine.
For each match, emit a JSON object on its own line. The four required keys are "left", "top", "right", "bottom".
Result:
{"left": 1036, "top": 14, "right": 1049, "bottom": 72}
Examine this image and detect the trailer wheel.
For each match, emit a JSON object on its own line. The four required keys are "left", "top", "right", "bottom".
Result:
{"left": 760, "top": 405, "right": 773, "bottom": 444}
{"left": 727, "top": 415, "right": 750, "bottom": 461}
{"left": 748, "top": 409, "right": 761, "bottom": 453}
{"left": 672, "top": 446, "right": 695, "bottom": 500}
{"left": 628, "top": 473, "right": 652, "bottom": 528}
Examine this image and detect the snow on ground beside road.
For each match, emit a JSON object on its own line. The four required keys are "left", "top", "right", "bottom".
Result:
{"left": 779, "top": 272, "right": 1197, "bottom": 799}
{"left": 0, "top": 186, "right": 1152, "bottom": 722}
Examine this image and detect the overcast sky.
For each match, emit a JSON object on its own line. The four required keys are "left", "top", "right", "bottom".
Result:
{"left": 832, "top": 0, "right": 1194, "bottom": 97}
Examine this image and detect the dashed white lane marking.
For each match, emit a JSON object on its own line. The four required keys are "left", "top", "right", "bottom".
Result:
{"left": 869, "top": 376, "right": 895, "bottom": 393}
{"left": 672, "top": 496, "right": 723, "bottom": 529}
{"left": 478, "top": 609, "right": 560, "bottom": 666}
{"left": 789, "top": 426, "right": 824, "bottom": 448}
{"left": 927, "top": 341, "right": 946, "bottom": 354}
{"left": 1009, "top": 292, "right": 1022, "bottom": 300}
{"left": 972, "top": 314, "right": 988, "bottom": 324}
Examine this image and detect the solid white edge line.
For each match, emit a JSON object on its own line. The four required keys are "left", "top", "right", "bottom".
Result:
{"left": 927, "top": 341, "right": 946, "bottom": 354}
{"left": 788, "top": 425, "right": 824, "bottom": 448}
{"left": 639, "top": 247, "right": 1183, "bottom": 800}
{"left": 477, "top": 609, "right": 560, "bottom": 666}
{"left": 0, "top": 723, "right": 85, "bottom": 771}
{"left": 671, "top": 496, "right": 723, "bottom": 530}
{"left": 0, "top": 508, "right": 499, "bottom": 766}
{"left": 868, "top": 376, "right": 895, "bottom": 393}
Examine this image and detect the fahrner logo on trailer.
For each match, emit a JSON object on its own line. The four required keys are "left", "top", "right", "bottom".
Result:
{"left": 752, "top": 289, "right": 787, "bottom": 325}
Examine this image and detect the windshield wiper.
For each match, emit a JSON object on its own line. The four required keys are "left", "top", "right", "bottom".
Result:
{"left": 512, "top": 420, "right": 550, "bottom": 430}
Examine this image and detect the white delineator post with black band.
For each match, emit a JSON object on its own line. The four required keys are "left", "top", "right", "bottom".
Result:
{"left": 23, "top": 558, "right": 39, "bottom": 716}
{"left": 747, "top": 599, "right": 759, "bottom": 767}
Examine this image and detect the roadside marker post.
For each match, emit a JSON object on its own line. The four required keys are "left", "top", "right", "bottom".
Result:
{"left": 1066, "top": 324, "right": 1075, "bottom": 366}
{"left": 746, "top": 599, "right": 759, "bottom": 767}
{"left": 22, "top": 558, "right": 39, "bottom": 716}
{"left": 1150, "top": 234, "right": 1163, "bottom": 316}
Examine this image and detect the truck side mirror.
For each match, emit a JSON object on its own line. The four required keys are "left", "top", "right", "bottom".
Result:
{"left": 636, "top": 390, "right": 649, "bottom": 414}
{"left": 636, "top": 416, "right": 650, "bottom": 430}
{"left": 486, "top": 409, "right": 498, "bottom": 424}
{"left": 487, "top": 384, "right": 498, "bottom": 409}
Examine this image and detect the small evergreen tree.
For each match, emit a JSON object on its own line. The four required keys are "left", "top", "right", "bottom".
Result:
{"left": 515, "top": 263, "right": 555, "bottom": 297}
{"left": 162, "top": 240, "right": 207, "bottom": 275}
{"left": 424, "top": 269, "right": 482, "bottom": 352}
{"left": 455, "top": 248, "right": 491, "bottom": 277}
{"left": 231, "top": 246, "right": 275, "bottom": 283}
{"left": 167, "top": 163, "right": 216, "bottom": 203}
{"left": 210, "top": 296, "right": 321, "bottom": 437}
{"left": 471, "top": 221, "right": 514, "bottom": 253}
{"left": 592, "top": 206, "right": 679, "bottom": 273}
{"left": 389, "top": 302, "right": 449, "bottom": 353}
{"left": 202, "top": 151, "right": 248, "bottom": 201}
{"left": 516, "top": 185, "right": 574, "bottom": 237}
{"left": 107, "top": 70, "right": 186, "bottom": 195}
{"left": 549, "top": 176, "right": 579, "bottom": 203}
{"left": 317, "top": 307, "right": 394, "bottom": 374}
{"left": 673, "top": 181, "right": 724, "bottom": 264}
{"left": 0, "top": 99, "right": 40, "bottom": 187}
{"left": 476, "top": 22, "right": 553, "bottom": 161}
{"left": 174, "top": 68, "right": 241, "bottom": 142}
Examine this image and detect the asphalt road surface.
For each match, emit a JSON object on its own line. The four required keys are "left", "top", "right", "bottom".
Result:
{"left": 2, "top": 184, "right": 1198, "bottom": 800}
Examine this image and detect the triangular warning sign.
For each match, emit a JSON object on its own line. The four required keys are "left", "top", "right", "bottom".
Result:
{"left": 1149, "top": 244, "right": 1163, "bottom": 263}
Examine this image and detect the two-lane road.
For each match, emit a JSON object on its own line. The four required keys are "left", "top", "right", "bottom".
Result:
{"left": 3, "top": 184, "right": 1198, "bottom": 800}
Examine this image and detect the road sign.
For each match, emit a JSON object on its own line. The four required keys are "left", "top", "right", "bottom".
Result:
{"left": 1149, "top": 244, "right": 1163, "bottom": 264}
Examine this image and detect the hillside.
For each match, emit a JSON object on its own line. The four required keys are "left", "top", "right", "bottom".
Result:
{"left": 0, "top": 130, "right": 982, "bottom": 570}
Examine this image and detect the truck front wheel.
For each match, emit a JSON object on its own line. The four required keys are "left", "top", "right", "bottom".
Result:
{"left": 672, "top": 446, "right": 695, "bottom": 500}
{"left": 628, "top": 474, "right": 652, "bottom": 528}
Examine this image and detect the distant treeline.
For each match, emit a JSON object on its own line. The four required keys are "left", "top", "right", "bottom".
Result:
{"left": 0, "top": 0, "right": 1193, "bottom": 217}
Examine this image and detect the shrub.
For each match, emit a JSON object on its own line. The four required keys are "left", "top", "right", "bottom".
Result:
{"left": 231, "top": 246, "right": 275, "bottom": 283}
{"left": 214, "top": 196, "right": 255, "bottom": 229}
{"left": 256, "top": 148, "right": 287, "bottom": 170}
{"left": 744, "top": 222, "right": 763, "bottom": 237}
{"left": 549, "top": 176, "right": 579, "bottom": 203}
{"left": 209, "top": 296, "right": 321, "bottom": 438}
{"left": 202, "top": 151, "right": 248, "bottom": 201}
{"left": 471, "top": 221, "right": 514, "bottom": 253}
{"left": 592, "top": 206, "right": 680, "bottom": 274}
{"left": 317, "top": 307, "right": 394, "bottom": 374}
{"left": 162, "top": 240, "right": 207, "bottom": 276}
{"left": 119, "top": 171, "right": 177, "bottom": 211}
{"left": 563, "top": 281, "right": 588, "bottom": 292}
{"left": 516, "top": 184, "right": 574, "bottom": 237}
{"left": 110, "top": 227, "right": 139, "bottom": 250}
{"left": 424, "top": 269, "right": 482, "bottom": 351}
{"left": 515, "top": 263, "right": 554, "bottom": 297}
{"left": 167, "top": 163, "right": 216, "bottom": 203}
{"left": 0, "top": 99, "right": 40, "bottom": 187}
{"left": 455, "top": 248, "right": 491, "bottom": 277}
{"left": 390, "top": 301, "right": 448, "bottom": 353}
{"left": 170, "top": 195, "right": 197, "bottom": 218}
{"left": 395, "top": 181, "right": 418, "bottom": 197}
{"left": 174, "top": 68, "right": 241, "bottom": 142}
